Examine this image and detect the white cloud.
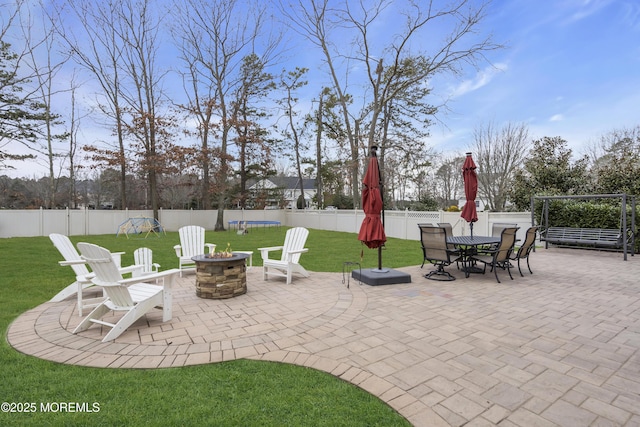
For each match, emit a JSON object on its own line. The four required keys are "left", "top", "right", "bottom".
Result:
{"left": 565, "top": 0, "right": 614, "bottom": 24}
{"left": 550, "top": 114, "right": 564, "bottom": 122}
{"left": 622, "top": 1, "right": 640, "bottom": 30}
{"left": 450, "top": 63, "right": 508, "bottom": 98}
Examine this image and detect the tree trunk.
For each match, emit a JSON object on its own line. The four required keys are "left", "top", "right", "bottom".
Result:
{"left": 315, "top": 91, "right": 324, "bottom": 208}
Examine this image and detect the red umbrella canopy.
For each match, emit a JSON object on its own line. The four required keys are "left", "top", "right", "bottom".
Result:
{"left": 358, "top": 154, "right": 387, "bottom": 249}
{"left": 460, "top": 153, "right": 478, "bottom": 224}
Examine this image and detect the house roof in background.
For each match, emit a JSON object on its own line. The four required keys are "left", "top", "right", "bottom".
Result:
{"left": 248, "top": 176, "right": 316, "bottom": 190}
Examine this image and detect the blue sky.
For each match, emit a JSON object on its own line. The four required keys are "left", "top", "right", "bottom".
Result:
{"left": 4, "top": 0, "right": 640, "bottom": 178}
{"left": 429, "top": 0, "right": 640, "bottom": 155}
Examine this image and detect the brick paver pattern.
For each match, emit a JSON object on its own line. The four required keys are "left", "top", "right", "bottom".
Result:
{"left": 7, "top": 247, "right": 640, "bottom": 426}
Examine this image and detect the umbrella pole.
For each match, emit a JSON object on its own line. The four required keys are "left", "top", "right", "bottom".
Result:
{"left": 378, "top": 151, "right": 383, "bottom": 270}
{"left": 372, "top": 145, "right": 388, "bottom": 273}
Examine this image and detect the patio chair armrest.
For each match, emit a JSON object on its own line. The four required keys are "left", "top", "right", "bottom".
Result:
{"left": 59, "top": 259, "right": 85, "bottom": 266}
{"left": 258, "top": 245, "right": 284, "bottom": 261}
{"left": 258, "top": 245, "right": 284, "bottom": 252}
{"left": 173, "top": 244, "right": 182, "bottom": 256}
{"left": 119, "top": 264, "right": 145, "bottom": 276}
{"left": 446, "top": 248, "right": 461, "bottom": 257}
{"left": 118, "top": 268, "right": 181, "bottom": 286}
{"left": 287, "top": 248, "right": 309, "bottom": 255}
{"left": 283, "top": 248, "right": 309, "bottom": 262}
{"left": 258, "top": 245, "right": 283, "bottom": 254}
{"left": 205, "top": 243, "right": 216, "bottom": 252}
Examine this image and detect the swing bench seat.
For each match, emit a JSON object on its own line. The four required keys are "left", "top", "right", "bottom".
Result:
{"left": 541, "top": 227, "right": 631, "bottom": 250}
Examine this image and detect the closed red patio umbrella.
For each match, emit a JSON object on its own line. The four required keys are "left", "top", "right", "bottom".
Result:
{"left": 358, "top": 147, "right": 387, "bottom": 268}
{"left": 461, "top": 152, "right": 478, "bottom": 237}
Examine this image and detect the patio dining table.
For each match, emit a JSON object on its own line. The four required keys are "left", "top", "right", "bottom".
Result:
{"left": 447, "top": 235, "right": 501, "bottom": 278}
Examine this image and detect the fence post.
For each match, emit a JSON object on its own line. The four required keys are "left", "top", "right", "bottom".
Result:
{"left": 39, "top": 206, "right": 44, "bottom": 236}
{"left": 404, "top": 208, "right": 409, "bottom": 239}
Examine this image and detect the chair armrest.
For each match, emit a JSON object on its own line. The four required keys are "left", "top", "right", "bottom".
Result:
{"left": 119, "top": 264, "right": 145, "bottom": 276}
{"left": 258, "top": 246, "right": 284, "bottom": 261}
{"left": 283, "top": 248, "right": 309, "bottom": 262}
{"left": 257, "top": 246, "right": 284, "bottom": 252}
{"left": 204, "top": 243, "right": 216, "bottom": 254}
{"left": 288, "top": 248, "right": 309, "bottom": 255}
{"left": 59, "top": 259, "right": 85, "bottom": 266}
{"left": 173, "top": 244, "right": 182, "bottom": 256}
{"left": 474, "top": 246, "right": 498, "bottom": 256}
{"left": 118, "top": 268, "right": 181, "bottom": 287}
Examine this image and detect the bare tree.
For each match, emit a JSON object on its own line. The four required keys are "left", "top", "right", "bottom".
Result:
{"left": 58, "top": 0, "right": 129, "bottom": 209}
{"left": 172, "top": 0, "right": 281, "bottom": 229}
{"left": 585, "top": 125, "right": 640, "bottom": 168}
{"left": 472, "top": 122, "right": 530, "bottom": 211}
{"left": 21, "top": 3, "right": 70, "bottom": 208}
{"left": 434, "top": 154, "right": 465, "bottom": 208}
{"left": 66, "top": 72, "right": 91, "bottom": 208}
{"left": 281, "top": 0, "right": 501, "bottom": 207}
{"left": 115, "top": 0, "right": 171, "bottom": 219}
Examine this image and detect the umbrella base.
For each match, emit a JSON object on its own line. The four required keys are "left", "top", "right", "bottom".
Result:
{"left": 352, "top": 268, "right": 411, "bottom": 286}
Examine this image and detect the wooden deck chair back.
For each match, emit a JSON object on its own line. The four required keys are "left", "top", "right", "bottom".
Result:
{"left": 74, "top": 242, "right": 178, "bottom": 342}
{"left": 50, "top": 233, "right": 91, "bottom": 279}
{"left": 49, "top": 233, "right": 104, "bottom": 315}
{"left": 134, "top": 247, "right": 159, "bottom": 275}
{"left": 78, "top": 243, "right": 134, "bottom": 307}
{"left": 179, "top": 226, "right": 206, "bottom": 257}
{"left": 174, "top": 225, "right": 215, "bottom": 276}
{"left": 259, "top": 227, "right": 310, "bottom": 284}
{"left": 281, "top": 227, "right": 309, "bottom": 264}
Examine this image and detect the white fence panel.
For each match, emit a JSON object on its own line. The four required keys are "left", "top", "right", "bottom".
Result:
{"left": 0, "top": 208, "right": 534, "bottom": 240}
{"left": 159, "top": 209, "right": 218, "bottom": 231}
{"left": 0, "top": 209, "right": 43, "bottom": 237}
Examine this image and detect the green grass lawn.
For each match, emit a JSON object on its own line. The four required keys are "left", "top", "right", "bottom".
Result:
{"left": 0, "top": 228, "right": 420, "bottom": 426}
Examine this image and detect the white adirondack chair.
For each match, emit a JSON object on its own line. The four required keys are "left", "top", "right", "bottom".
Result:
{"left": 49, "top": 233, "right": 141, "bottom": 316}
{"left": 133, "top": 247, "right": 160, "bottom": 276}
{"left": 173, "top": 225, "right": 215, "bottom": 276}
{"left": 259, "top": 227, "right": 310, "bottom": 284}
{"left": 73, "top": 242, "right": 179, "bottom": 342}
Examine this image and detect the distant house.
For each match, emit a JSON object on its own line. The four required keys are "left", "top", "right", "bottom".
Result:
{"left": 248, "top": 176, "right": 317, "bottom": 209}
{"left": 458, "top": 198, "right": 486, "bottom": 212}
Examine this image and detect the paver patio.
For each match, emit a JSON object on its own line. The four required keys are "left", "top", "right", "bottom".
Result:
{"left": 7, "top": 247, "right": 640, "bottom": 426}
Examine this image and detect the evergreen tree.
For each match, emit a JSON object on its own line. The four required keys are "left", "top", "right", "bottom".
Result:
{"left": 0, "top": 41, "right": 46, "bottom": 169}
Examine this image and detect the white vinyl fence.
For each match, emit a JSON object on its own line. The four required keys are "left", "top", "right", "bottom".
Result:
{"left": 0, "top": 207, "right": 534, "bottom": 243}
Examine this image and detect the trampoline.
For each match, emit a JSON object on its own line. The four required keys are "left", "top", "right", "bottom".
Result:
{"left": 228, "top": 220, "right": 281, "bottom": 232}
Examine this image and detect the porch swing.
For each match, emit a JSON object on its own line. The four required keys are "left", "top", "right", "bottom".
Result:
{"left": 532, "top": 194, "right": 636, "bottom": 260}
